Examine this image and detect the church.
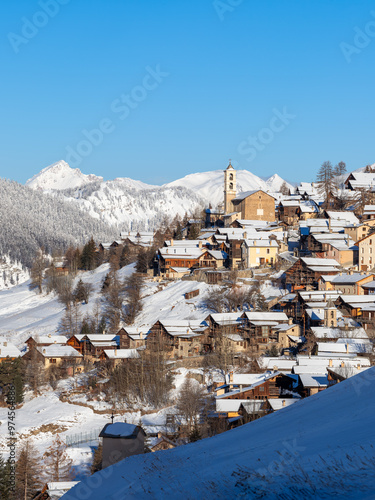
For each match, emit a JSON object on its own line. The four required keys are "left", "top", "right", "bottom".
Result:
{"left": 223, "top": 161, "right": 276, "bottom": 223}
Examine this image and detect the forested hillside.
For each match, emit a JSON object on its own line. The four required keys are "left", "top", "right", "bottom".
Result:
{"left": 0, "top": 179, "right": 117, "bottom": 268}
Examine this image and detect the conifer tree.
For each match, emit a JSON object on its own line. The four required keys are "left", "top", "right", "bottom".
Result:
{"left": 80, "top": 237, "right": 97, "bottom": 270}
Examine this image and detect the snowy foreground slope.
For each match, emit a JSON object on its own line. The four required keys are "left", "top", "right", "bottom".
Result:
{"left": 64, "top": 368, "right": 375, "bottom": 500}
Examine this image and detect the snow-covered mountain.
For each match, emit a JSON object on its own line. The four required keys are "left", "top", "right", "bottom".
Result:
{"left": 26, "top": 162, "right": 294, "bottom": 229}
{"left": 26, "top": 160, "right": 103, "bottom": 190}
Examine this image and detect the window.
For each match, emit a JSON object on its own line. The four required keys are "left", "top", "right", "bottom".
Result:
{"left": 229, "top": 173, "right": 233, "bottom": 180}
{"left": 257, "top": 209, "right": 264, "bottom": 216}
{"left": 259, "top": 386, "right": 265, "bottom": 392}
{"left": 49, "top": 358, "right": 56, "bottom": 363}
{"left": 256, "top": 248, "right": 260, "bottom": 254}
{"left": 229, "top": 182, "right": 233, "bottom": 189}
{"left": 267, "top": 248, "right": 270, "bottom": 254}
{"left": 362, "top": 248, "right": 364, "bottom": 254}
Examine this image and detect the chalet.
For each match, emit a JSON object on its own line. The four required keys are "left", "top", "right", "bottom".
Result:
{"left": 298, "top": 373, "right": 328, "bottom": 397}
{"left": 241, "top": 237, "right": 279, "bottom": 268}
{"left": 310, "top": 325, "right": 368, "bottom": 342}
{"left": 99, "top": 348, "right": 140, "bottom": 366}
{"left": 198, "top": 249, "right": 228, "bottom": 269}
{"left": 216, "top": 372, "right": 294, "bottom": 404}
{"left": 284, "top": 257, "right": 341, "bottom": 290}
{"left": 34, "top": 482, "right": 79, "bottom": 499}
{"left": 67, "top": 334, "right": 119, "bottom": 358}
{"left": 262, "top": 398, "right": 299, "bottom": 413}
{"left": 25, "top": 334, "right": 67, "bottom": 351}
{"left": 278, "top": 198, "right": 302, "bottom": 226}
{"left": 117, "top": 326, "right": 147, "bottom": 349}
{"left": 318, "top": 272, "right": 374, "bottom": 295}
{"left": 315, "top": 235, "right": 358, "bottom": 267}
{"left": 0, "top": 338, "right": 21, "bottom": 362}
{"left": 344, "top": 171, "right": 375, "bottom": 191}
{"left": 146, "top": 319, "right": 207, "bottom": 358}
{"left": 150, "top": 434, "right": 178, "bottom": 452}
{"left": 241, "top": 312, "right": 290, "bottom": 352}
{"left": 23, "top": 345, "right": 83, "bottom": 373}
{"left": 158, "top": 244, "right": 203, "bottom": 277}
{"left": 317, "top": 339, "right": 372, "bottom": 356}
{"left": 327, "top": 365, "right": 371, "bottom": 385}
{"left": 362, "top": 205, "right": 375, "bottom": 220}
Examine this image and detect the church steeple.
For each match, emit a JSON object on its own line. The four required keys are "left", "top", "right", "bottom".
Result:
{"left": 224, "top": 160, "right": 236, "bottom": 214}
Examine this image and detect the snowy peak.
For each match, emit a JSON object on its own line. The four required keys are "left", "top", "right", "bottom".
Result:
{"left": 265, "top": 173, "right": 293, "bottom": 192}
{"left": 26, "top": 160, "right": 103, "bottom": 191}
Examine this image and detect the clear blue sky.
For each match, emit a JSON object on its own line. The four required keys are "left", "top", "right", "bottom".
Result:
{"left": 1, "top": 0, "right": 374, "bottom": 185}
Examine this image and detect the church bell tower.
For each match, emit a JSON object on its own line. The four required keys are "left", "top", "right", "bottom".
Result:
{"left": 224, "top": 160, "right": 236, "bottom": 214}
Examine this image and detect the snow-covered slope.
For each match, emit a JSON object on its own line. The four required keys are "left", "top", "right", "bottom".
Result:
{"left": 64, "top": 367, "right": 375, "bottom": 499}
{"left": 26, "top": 160, "right": 103, "bottom": 190}
{"left": 25, "top": 162, "right": 293, "bottom": 229}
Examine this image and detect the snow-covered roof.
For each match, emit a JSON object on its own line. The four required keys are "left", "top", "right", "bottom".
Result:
{"left": 0, "top": 341, "right": 21, "bottom": 358}
{"left": 36, "top": 345, "right": 82, "bottom": 358}
{"left": 27, "top": 334, "right": 67, "bottom": 345}
{"left": 301, "top": 257, "right": 341, "bottom": 267}
{"left": 326, "top": 211, "right": 359, "bottom": 225}
{"left": 99, "top": 422, "right": 139, "bottom": 438}
{"left": 311, "top": 326, "right": 368, "bottom": 339}
{"left": 320, "top": 273, "right": 373, "bottom": 284}
{"left": 103, "top": 349, "right": 140, "bottom": 359}
{"left": 160, "top": 247, "right": 203, "bottom": 259}
{"left": 299, "top": 373, "right": 328, "bottom": 388}
{"left": 267, "top": 399, "right": 299, "bottom": 411}
{"left": 244, "top": 312, "right": 288, "bottom": 322}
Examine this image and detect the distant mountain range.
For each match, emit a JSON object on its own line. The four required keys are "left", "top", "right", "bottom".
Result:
{"left": 26, "top": 160, "right": 294, "bottom": 230}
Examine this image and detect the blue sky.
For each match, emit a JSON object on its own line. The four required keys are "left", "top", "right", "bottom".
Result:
{"left": 0, "top": 0, "right": 374, "bottom": 185}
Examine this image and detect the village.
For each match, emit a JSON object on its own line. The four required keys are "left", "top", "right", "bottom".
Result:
{"left": 1, "top": 161, "right": 375, "bottom": 494}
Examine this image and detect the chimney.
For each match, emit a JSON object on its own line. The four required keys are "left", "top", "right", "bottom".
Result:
{"left": 114, "top": 348, "right": 117, "bottom": 356}
{"left": 48, "top": 334, "right": 51, "bottom": 338}
{"left": 199, "top": 241, "right": 202, "bottom": 249}
{"left": 341, "top": 361, "right": 345, "bottom": 367}
{"left": 170, "top": 239, "right": 174, "bottom": 247}
{"left": 329, "top": 359, "right": 333, "bottom": 367}
{"left": 282, "top": 400, "right": 286, "bottom": 407}
{"left": 244, "top": 232, "right": 247, "bottom": 240}
{"left": 346, "top": 343, "right": 350, "bottom": 354}
{"left": 139, "top": 332, "right": 143, "bottom": 340}
{"left": 357, "top": 363, "right": 361, "bottom": 370}
{"left": 229, "top": 371, "right": 234, "bottom": 383}
{"left": 288, "top": 317, "right": 293, "bottom": 325}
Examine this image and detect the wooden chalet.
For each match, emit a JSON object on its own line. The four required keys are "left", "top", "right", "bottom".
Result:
{"left": 285, "top": 257, "right": 341, "bottom": 290}
{"left": 25, "top": 334, "right": 67, "bottom": 351}
{"left": 117, "top": 327, "right": 147, "bottom": 349}
{"left": 146, "top": 320, "right": 208, "bottom": 359}
{"left": 99, "top": 348, "right": 140, "bottom": 366}
{"left": 67, "top": 334, "right": 119, "bottom": 358}
{"left": 241, "top": 312, "right": 291, "bottom": 352}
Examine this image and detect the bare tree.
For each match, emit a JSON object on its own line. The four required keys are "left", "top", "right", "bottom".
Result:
{"left": 316, "top": 161, "right": 334, "bottom": 206}
{"left": 176, "top": 378, "right": 206, "bottom": 434}
{"left": 29, "top": 248, "right": 47, "bottom": 294}
{"left": 15, "top": 440, "right": 42, "bottom": 500}
{"left": 43, "top": 434, "right": 73, "bottom": 482}
{"left": 123, "top": 273, "right": 144, "bottom": 325}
